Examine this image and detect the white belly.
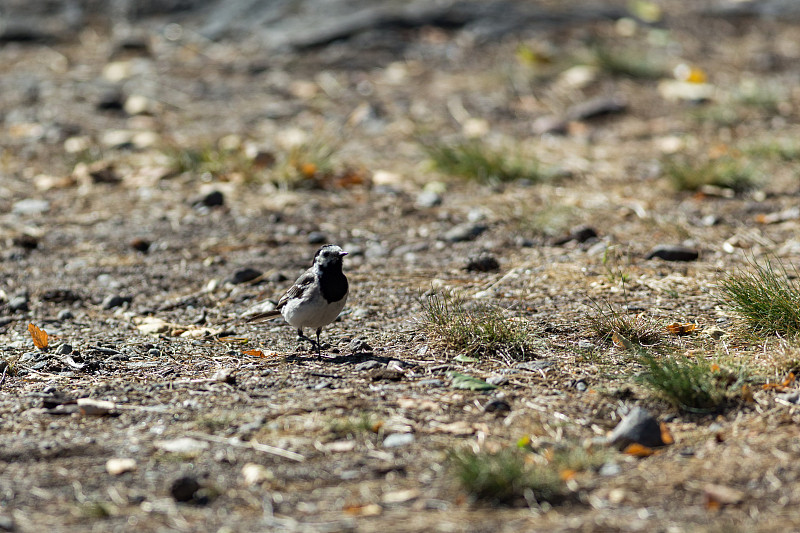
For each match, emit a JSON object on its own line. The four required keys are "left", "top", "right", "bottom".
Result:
{"left": 281, "top": 287, "right": 347, "bottom": 329}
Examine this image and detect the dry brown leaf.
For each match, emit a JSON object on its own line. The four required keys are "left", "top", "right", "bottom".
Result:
{"left": 666, "top": 322, "right": 698, "bottom": 335}
{"left": 559, "top": 469, "right": 577, "bottom": 481}
{"left": 623, "top": 443, "right": 657, "bottom": 457}
{"left": 659, "top": 422, "right": 674, "bottom": 445}
{"left": 243, "top": 350, "right": 265, "bottom": 358}
{"left": 343, "top": 503, "right": 381, "bottom": 517}
{"left": 28, "top": 323, "right": 48, "bottom": 350}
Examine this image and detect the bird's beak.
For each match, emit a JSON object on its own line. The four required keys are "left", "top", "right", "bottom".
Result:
{"left": 340, "top": 251, "right": 349, "bottom": 257}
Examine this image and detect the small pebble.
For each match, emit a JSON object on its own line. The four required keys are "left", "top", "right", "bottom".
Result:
{"left": 194, "top": 190, "right": 224, "bottom": 208}
{"left": 55, "top": 344, "right": 73, "bottom": 355}
{"left": 415, "top": 190, "right": 442, "bottom": 208}
{"left": 383, "top": 433, "right": 415, "bottom": 448}
{"left": 102, "top": 295, "right": 132, "bottom": 309}
{"left": 607, "top": 407, "right": 666, "bottom": 449}
{"left": 599, "top": 462, "right": 621, "bottom": 477}
{"left": 645, "top": 245, "right": 699, "bottom": 262}
{"left": 170, "top": 476, "right": 201, "bottom": 502}
{"left": 130, "top": 238, "right": 151, "bottom": 253}
{"left": 483, "top": 399, "right": 511, "bottom": 413}
{"left": 442, "top": 223, "right": 487, "bottom": 243}
{"left": 57, "top": 309, "right": 74, "bottom": 320}
{"left": 148, "top": 349, "right": 161, "bottom": 357}
{"left": 486, "top": 375, "right": 508, "bottom": 386}
{"left": 8, "top": 295, "right": 29, "bottom": 312}
{"left": 465, "top": 253, "right": 500, "bottom": 272}
{"left": 227, "top": 268, "right": 262, "bottom": 285}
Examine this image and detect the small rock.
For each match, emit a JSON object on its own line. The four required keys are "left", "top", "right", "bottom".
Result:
{"left": 12, "top": 234, "right": 38, "bottom": 250}
{"left": 442, "top": 223, "right": 487, "bottom": 243}
{"left": 646, "top": 245, "right": 699, "bottom": 262}
{"left": 566, "top": 95, "right": 627, "bottom": 121}
{"left": 77, "top": 398, "right": 116, "bottom": 416}
{"left": 241, "top": 463, "right": 273, "bottom": 486}
{"left": 170, "top": 475, "right": 201, "bottom": 502}
{"left": 607, "top": 407, "right": 666, "bottom": 449}
{"left": 486, "top": 375, "right": 508, "bottom": 386}
{"left": 355, "top": 360, "right": 381, "bottom": 371}
{"left": 267, "top": 272, "right": 287, "bottom": 283}
{"left": 57, "top": 309, "right": 74, "bottom": 321}
{"left": 106, "top": 458, "right": 137, "bottom": 475}
{"left": 102, "top": 295, "right": 132, "bottom": 309}
{"left": 211, "top": 368, "right": 236, "bottom": 384}
{"left": 465, "top": 253, "right": 500, "bottom": 272}
{"left": 483, "top": 398, "right": 511, "bottom": 413}
{"left": 349, "top": 338, "right": 373, "bottom": 354}
{"left": 514, "top": 360, "right": 551, "bottom": 371}
{"left": 0, "top": 515, "right": 13, "bottom": 532}
{"left": 55, "top": 344, "right": 73, "bottom": 355}
{"left": 704, "top": 483, "right": 745, "bottom": 506}
{"left": 96, "top": 87, "right": 125, "bottom": 111}
{"left": 307, "top": 231, "right": 327, "bottom": 244}
{"left": 383, "top": 433, "right": 415, "bottom": 448}
{"left": 148, "top": 349, "right": 161, "bottom": 357}
{"left": 416, "top": 190, "right": 442, "bottom": 208}
{"left": 130, "top": 238, "right": 151, "bottom": 253}
{"left": 8, "top": 295, "right": 29, "bottom": 312}
{"left": 227, "top": 268, "right": 262, "bottom": 285}
{"left": 599, "top": 461, "right": 621, "bottom": 477}
{"left": 193, "top": 190, "right": 225, "bottom": 208}
{"left": 156, "top": 438, "right": 209, "bottom": 454}
{"left": 369, "top": 368, "right": 404, "bottom": 381}
{"left": 552, "top": 225, "right": 598, "bottom": 246}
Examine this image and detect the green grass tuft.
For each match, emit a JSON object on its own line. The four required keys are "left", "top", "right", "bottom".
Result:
{"left": 423, "top": 140, "right": 547, "bottom": 184}
{"left": 421, "top": 290, "right": 536, "bottom": 360}
{"left": 635, "top": 349, "right": 741, "bottom": 412}
{"left": 718, "top": 258, "right": 800, "bottom": 337}
{"left": 663, "top": 156, "right": 757, "bottom": 193}
{"left": 166, "top": 143, "right": 255, "bottom": 181}
{"left": 588, "top": 301, "right": 663, "bottom": 348}
{"left": 449, "top": 448, "right": 563, "bottom": 505}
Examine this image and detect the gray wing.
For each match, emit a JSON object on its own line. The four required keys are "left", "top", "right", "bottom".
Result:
{"left": 276, "top": 269, "right": 315, "bottom": 309}
{"left": 244, "top": 268, "right": 316, "bottom": 323}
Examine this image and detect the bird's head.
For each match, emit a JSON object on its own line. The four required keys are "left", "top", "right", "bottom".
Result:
{"left": 314, "top": 244, "right": 348, "bottom": 269}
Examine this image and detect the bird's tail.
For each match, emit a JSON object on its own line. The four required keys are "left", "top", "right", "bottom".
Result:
{"left": 242, "top": 310, "right": 282, "bottom": 323}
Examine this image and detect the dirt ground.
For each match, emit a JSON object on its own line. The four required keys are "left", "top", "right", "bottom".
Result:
{"left": 3, "top": 1, "right": 800, "bottom": 531}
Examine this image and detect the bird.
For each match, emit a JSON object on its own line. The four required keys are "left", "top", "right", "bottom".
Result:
{"left": 244, "top": 244, "right": 349, "bottom": 356}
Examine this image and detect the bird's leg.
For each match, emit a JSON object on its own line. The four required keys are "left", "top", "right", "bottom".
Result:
{"left": 315, "top": 328, "right": 322, "bottom": 356}
{"left": 296, "top": 328, "right": 317, "bottom": 350}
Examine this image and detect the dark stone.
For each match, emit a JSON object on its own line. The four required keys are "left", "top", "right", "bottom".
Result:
{"left": 102, "top": 295, "right": 133, "bottom": 309}
{"left": 227, "top": 267, "right": 262, "bottom": 285}
{"left": 483, "top": 398, "right": 511, "bottom": 413}
{"left": 130, "top": 238, "right": 151, "bottom": 253}
{"left": 194, "top": 190, "right": 225, "bottom": 208}
{"left": 41, "top": 289, "right": 82, "bottom": 303}
{"left": 442, "top": 223, "right": 487, "bottom": 243}
{"left": 552, "top": 225, "right": 598, "bottom": 245}
{"left": 349, "top": 338, "right": 373, "bottom": 354}
{"left": 170, "top": 476, "right": 201, "bottom": 502}
{"left": 12, "top": 234, "right": 38, "bottom": 250}
{"left": 354, "top": 360, "right": 381, "bottom": 371}
{"left": 369, "top": 368, "right": 404, "bottom": 381}
{"left": 8, "top": 296, "right": 28, "bottom": 312}
{"left": 97, "top": 88, "right": 125, "bottom": 111}
{"left": 465, "top": 253, "right": 500, "bottom": 272}
{"left": 646, "top": 245, "right": 699, "bottom": 262}
{"left": 607, "top": 407, "right": 666, "bottom": 449}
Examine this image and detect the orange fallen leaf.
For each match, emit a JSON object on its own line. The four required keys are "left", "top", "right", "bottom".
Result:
{"left": 741, "top": 384, "right": 754, "bottom": 403}
{"left": 243, "top": 350, "right": 265, "bottom": 358}
{"left": 28, "top": 323, "right": 48, "bottom": 350}
{"left": 299, "top": 162, "right": 317, "bottom": 178}
{"left": 343, "top": 503, "right": 381, "bottom": 516}
{"left": 559, "top": 469, "right": 577, "bottom": 481}
{"left": 623, "top": 443, "right": 656, "bottom": 457}
{"left": 710, "top": 363, "right": 720, "bottom": 372}
{"left": 659, "top": 422, "right": 674, "bottom": 445}
{"left": 666, "top": 322, "right": 698, "bottom": 335}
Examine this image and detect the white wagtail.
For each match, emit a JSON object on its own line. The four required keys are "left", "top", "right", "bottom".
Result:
{"left": 245, "top": 244, "right": 349, "bottom": 356}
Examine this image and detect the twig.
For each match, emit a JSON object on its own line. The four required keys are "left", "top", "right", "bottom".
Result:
{"left": 0, "top": 364, "right": 8, "bottom": 388}
{"left": 187, "top": 432, "right": 305, "bottom": 462}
